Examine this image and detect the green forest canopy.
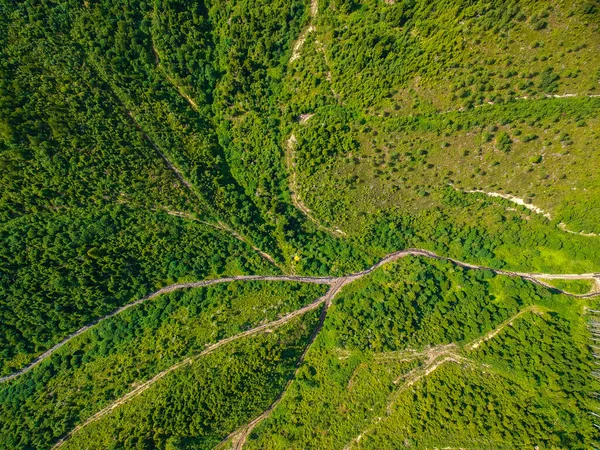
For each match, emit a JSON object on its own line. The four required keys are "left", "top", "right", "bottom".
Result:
{"left": 1, "top": 0, "right": 600, "bottom": 448}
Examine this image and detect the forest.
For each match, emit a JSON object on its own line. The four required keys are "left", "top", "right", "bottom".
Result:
{"left": 244, "top": 258, "right": 599, "bottom": 449}
{"left": 1, "top": 0, "right": 600, "bottom": 448}
{"left": 0, "top": 281, "right": 325, "bottom": 448}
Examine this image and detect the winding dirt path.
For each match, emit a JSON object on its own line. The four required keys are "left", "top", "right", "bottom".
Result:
{"left": 0, "top": 275, "right": 332, "bottom": 385}
{"left": 40, "top": 252, "right": 600, "bottom": 447}
{"left": 216, "top": 221, "right": 283, "bottom": 270}
{"left": 286, "top": 134, "right": 347, "bottom": 236}
{"left": 286, "top": 0, "right": 345, "bottom": 230}
{"left": 127, "top": 113, "right": 194, "bottom": 191}
{"left": 475, "top": 93, "right": 600, "bottom": 109}
{"left": 51, "top": 285, "right": 338, "bottom": 449}
{"left": 344, "top": 349, "right": 481, "bottom": 449}
{"left": 393, "top": 354, "right": 476, "bottom": 397}
{"left": 150, "top": 3, "right": 199, "bottom": 111}
{"left": 466, "top": 305, "right": 544, "bottom": 350}
{"left": 464, "top": 189, "right": 552, "bottom": 219}
{"left": 164, "top": 210, "right": 283, "bottom": 271}
{"left": 391, "top": 344, "right": 459, "bottom": 385}
{"left": 289, "top": 0, "right": 319, "bottom": 63}
{"left": 225, "top": 280, "right": 346, "bottom": 450}
{"left": 86, "top": 55, "right": 196, "bottom": 195}
{"left": 290, "top": 25, "right": 315, "bottom": 63}
{"left": 151, "top": 44, "right": 199, "bottom": 111}
{"left": 96, "top": 54, "right": 283, "bottom": 277}
{"left": 4, "top": 248, "right": 599, "bottom": 385}
{"left": 344, "top": 305, "right": 540, "bottom": 449}
{"left": 459, "top": 188, "right": 599, "bottom": 237}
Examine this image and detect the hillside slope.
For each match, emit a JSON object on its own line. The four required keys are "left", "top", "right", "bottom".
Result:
{"left": 1, "top": 0, "right": 599, "bottom": 448}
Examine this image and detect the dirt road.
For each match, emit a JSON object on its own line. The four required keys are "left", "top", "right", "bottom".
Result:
{"left": 46, "top": 250, "right": 600, "bottom": 447}
{"left": 225, "top": 280, "right": 346, "bottom": 450}
{"left": 51, "top": 285, "right": 338, "bottom": 449}
{"left": 4, "top": 248, "right": 599, "bottom": 385}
